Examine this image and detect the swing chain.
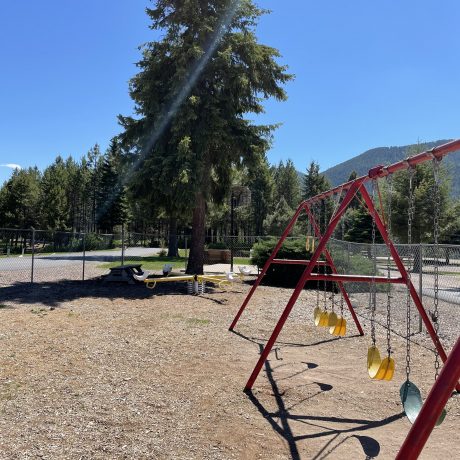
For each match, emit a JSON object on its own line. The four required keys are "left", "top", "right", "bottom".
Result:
{"left": 406, "top": 166, "right": 416, "bottom": 381}
{"left": 370, "top": 180, "right": 377, "bottom": 347}
{"left": 340, "top": 214, "right": 345, "bottom": 316}
{"left": 331, "top": 283, "right": 335, "bottom": 312}
{"left": 386, "top": 175, "right": 393, "bottom": 357}
{"left": 315, "top": 203, "right": 320, "bottom": 309}
{"left": 323, "top": 199, "right": 328, "bottom": 311}
{"left": 433, "top": 158, "right": 441, "bottom": 379}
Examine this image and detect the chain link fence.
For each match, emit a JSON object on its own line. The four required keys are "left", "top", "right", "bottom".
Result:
{"left": 325, "top": 238, "right": 460, "bottom": 352}
{"left": 1, "top": 228, "right": 459, "bottom": 305}
{"left": 0, "top": 228, "right": 164, "bottom": 286}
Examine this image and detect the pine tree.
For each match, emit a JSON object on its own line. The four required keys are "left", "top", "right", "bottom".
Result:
{"left": 273, "top": 159, "right": 301, "bottom": 209}
{"left": 39, "top": 156, "right": 71, "bottom": 230}
{"left": 390, "top": 162, "right": 450, "bottom": 243}
{"left": 246, "top": 155, "right": 274, "bottom": 235}
{"left": 263, "top": 196, "right": 294, "bottom": 236}
{"left": 303, "top": 161, "right": 331, "bottom": 199}
{"left": 86, "top": 144, "right": 103, "bottom": 232}
{"left": 0, "top": 167, "right": 41, "bottom": 229}
{"left": 119, "top": 0, "right": 292, "bottom": 273}
{"left": 97, "top": 138, "right": 131, "bottom": 233}
{"left": 65, "top": 157, "right": 86, "bottom": 232}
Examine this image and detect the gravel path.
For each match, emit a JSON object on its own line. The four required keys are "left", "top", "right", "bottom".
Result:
{"left": 0, "top": 276, "right": 458, "bottom": 459}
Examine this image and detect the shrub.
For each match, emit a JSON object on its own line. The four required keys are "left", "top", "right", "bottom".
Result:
{"left": 84, "top": 234, "right": 112, "bottom": 251}
{"left": 250, "top": 238, "right": 329, "bottom": 289}
{"left": 251, "top": 238, "right": 384, "bottom": 292}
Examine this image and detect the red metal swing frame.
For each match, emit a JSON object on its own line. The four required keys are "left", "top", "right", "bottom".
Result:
{"left": 229, "top": 139, "right": 460, "bottom": 459}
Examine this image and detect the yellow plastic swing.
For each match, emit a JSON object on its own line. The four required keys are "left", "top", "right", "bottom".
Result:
{"left": 330, "top": 316, "right": 346, "bottom": 336}
{"left": 314, "top": 308, "right": 336, "bottom": 327}
{"left": 305, "top": 235, "right": 315, "bottom": 253}
{"left": 366, "top": 179, "right": 395, "bottom": 381}
{"left": 367, "top": 346, "right": 395, "bottom": 380}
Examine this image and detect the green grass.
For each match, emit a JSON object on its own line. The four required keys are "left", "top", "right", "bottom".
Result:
{"left": 99, "top": 254, "right": 252, "bottom": 270}
{"left": 99, "top": 255, "right": 187, "bottom": 270}
{"left": 233, "top": 257, "right": 251, "bottom": 265}
{"left": 186, "top": 318, "right": 211, "bottom": 326}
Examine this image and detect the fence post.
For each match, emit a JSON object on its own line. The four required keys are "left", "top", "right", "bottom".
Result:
{"left": 230, "top": 236, "right": 234, "bottom": 272}
{"left": 418, "top": 243, "right": 423, "bottom": 333}
{"left": 31, "top": 227, "right": 35, "bottom": 284}
{"left": 184, "top": 232, "right": 188, "bottom": 271}
{"left": 82, "top": 233, "right": 86, "bottom": 281}
{"left": 121, "top": 225, "right": 125, "bottom": 266}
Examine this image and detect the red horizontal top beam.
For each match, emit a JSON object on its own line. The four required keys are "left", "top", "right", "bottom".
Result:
{"left": 302, "top": 139, "right": 460, "bottom": 204}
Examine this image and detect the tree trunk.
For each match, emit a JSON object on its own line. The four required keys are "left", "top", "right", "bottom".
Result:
{"left": 167, "top": 216, "right": 179, "bottom": 257}
{"left": 186, "top": 192, "right": 206, "bottom": 274}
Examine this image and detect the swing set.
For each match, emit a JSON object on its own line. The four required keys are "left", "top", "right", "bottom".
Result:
{"left": 229, "top": 139, "right": 460, "bottom": 459}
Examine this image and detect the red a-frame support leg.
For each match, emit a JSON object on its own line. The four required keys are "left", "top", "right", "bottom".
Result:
{"left": 244, "top": 180, "right": 364, "bottom": 390}
{"left": 229, "top": 204, "right": 306, "bottom": 331}
{"left": 229, "top": 195, "right": 363, "bottom": 335}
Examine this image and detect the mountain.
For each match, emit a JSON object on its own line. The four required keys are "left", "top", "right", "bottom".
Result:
{"left": 320, "top": 140, "right": 460, "bottom": 197}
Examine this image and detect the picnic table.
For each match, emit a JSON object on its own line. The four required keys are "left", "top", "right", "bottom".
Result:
{"left": 103, "top": 264, "right": 144, "bottom": 284}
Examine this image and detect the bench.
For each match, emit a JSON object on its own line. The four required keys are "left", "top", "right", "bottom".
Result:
{"left": 103, "top": 264, "right": 144, "bottom": 285}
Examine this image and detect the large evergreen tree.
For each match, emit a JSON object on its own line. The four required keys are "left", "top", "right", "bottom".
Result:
{"left": 119, "top": 0, "right": 292, "bottom": 273}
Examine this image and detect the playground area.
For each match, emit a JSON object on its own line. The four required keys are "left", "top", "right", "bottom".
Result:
{"left": 0, "top": 279, "right": 458, "bottom": 459}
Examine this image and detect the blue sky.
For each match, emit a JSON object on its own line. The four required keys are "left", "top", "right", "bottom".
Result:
{"left": 0, "top": 0, "right": 459, "bottom": 185}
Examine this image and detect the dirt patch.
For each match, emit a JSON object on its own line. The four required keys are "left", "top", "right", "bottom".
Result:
{"left": 0, "top": 279, "right": 458, "bottom": 459}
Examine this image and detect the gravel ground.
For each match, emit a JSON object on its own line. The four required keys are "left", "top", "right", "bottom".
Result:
{"left": 349, "top": 286, "right": 458, "bottom": 353}
{"left": 0, "top": 272, "right": 459, "bottom": 459}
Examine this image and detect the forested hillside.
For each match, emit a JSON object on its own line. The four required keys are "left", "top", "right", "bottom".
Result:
{"left": 321, "top": 140, "right": 460, "bottom": 196}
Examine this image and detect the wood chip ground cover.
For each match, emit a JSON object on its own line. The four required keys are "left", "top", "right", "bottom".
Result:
{"left": 0, "top": 278, "right": 458, "bottom": 459}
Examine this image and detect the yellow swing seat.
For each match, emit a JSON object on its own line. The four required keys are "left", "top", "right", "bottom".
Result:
{"left": 327, "top": 311, "right": 338, "bottom": 327}
{"left": 314, "top": 308, "right": 337, "bottom": 327}
{"left": 367, "top": 346, "right": 395, "bottom": 381}
{"left": 305, "top": 236, "right": 315, "bottom": 252}
{"left": 330, "top": 316, "right": 347, "bottom": 336}
{"left": 313, "top": 306, "right": 322, "bottom": 326}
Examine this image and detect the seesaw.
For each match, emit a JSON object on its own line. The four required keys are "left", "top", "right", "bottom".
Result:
{"left": 141, "top": 266, "right": 253, "bottom": 294}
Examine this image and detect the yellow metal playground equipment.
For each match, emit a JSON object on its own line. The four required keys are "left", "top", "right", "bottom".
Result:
{"left": 143, "top": 266, "right": 252, "bottom": 294}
